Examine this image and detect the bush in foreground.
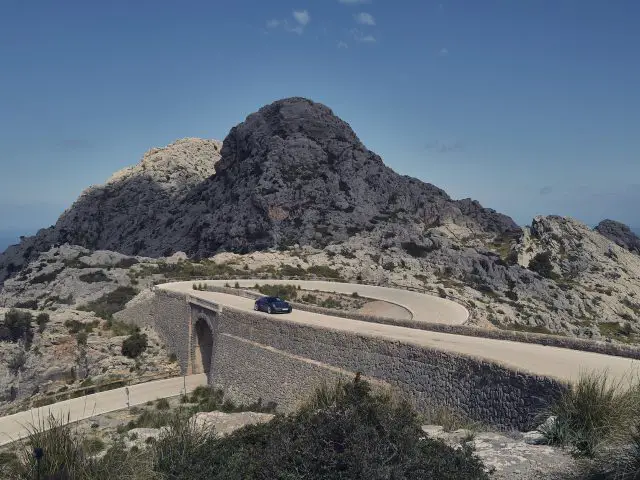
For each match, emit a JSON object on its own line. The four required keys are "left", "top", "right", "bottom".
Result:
{"left": 6, "top": 376, "right": 488, "bottom": 479}
{"left": 3, "top": 414, "right": 155, "bottom": 480}
{"left": 154, "top": 375, "right": 488, "bottom": 479}
{"left": 541, "top": 369, "right": 640, "bottom": 457}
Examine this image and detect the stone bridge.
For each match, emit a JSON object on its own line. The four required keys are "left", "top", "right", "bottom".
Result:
{"left": 113, "top": 280, "right": 610, "bottom": 431}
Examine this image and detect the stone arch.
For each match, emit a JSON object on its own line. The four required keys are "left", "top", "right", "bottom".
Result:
{"left": 192, "top": 314, "right": 215, "bottom": 377}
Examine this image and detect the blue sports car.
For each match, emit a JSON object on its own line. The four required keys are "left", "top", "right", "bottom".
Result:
{"left": 254, "top": 296, "right": 292, "bottom": 314}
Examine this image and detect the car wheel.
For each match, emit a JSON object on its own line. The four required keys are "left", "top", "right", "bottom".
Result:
{"left": 254, "top": 303, "right": 258, "bottom": 311}
{"left": 288, "top": 308, "right": 292, "bottom": 313}
{"left": 267, "top": 306, "right": 272, "bottom": 314}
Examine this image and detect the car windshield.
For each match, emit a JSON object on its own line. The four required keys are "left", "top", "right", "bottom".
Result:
{"left": 267, "top": 297, "right": 283, "bottom": 302}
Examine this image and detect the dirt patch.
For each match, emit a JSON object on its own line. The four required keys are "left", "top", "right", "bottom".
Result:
{"left": 357, "top": 300, "right": 412, "bottom": 320}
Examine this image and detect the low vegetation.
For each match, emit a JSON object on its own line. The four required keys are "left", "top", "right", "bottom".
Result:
{"left": 3, "top": 377, "right": 488, "bottom": 479}
{"left": 79, "top": 270, "right": 110, "bottom": 283}
{"left": 121, "top": 330, "right": 148, "bottom": 359}
{"left": 78, "top": 286, "right": 138, "bottom": 320}
{"left": 0, "top": 309, "right": 34, "bottom": 348}
{"left": 528, "top": 251, "right": 556, "bottom": 279}
{"left": 36, "top": 312, "right": 50, "bottom": 333}
{"left": 541, "top": 369, "right": 640, "bottom": 468}
{"left": 254, "top": 283, "right": 299, "bottom": 300}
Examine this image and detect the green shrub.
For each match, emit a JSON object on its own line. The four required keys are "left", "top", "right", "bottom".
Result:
{"left": 528, "top": 251, "right": 555, "bottom": 279}
{"left": 156, "top": 398, "right": 171, "bottom": 410}
{"left": 76, "top": 331, "right": 88, "bottom": 347}
{"left": 36, "top": 312, "right": 50, "bottom": 333}
{"left": 255, "top": 283, "right": 298, "bottom": 300}
{"left": 321, "top": 298, "right": 342, "bottom": 309}
{"left": 79, "top": 270, "right": 110, "bottom": 283}
{"left": 301, "top": 293, "right": 318, "bottom": 303}
{"left": 29, "top": 267, "right": 64, "bottom": 284}
{"left": 382, "top": 261, "right": 395, "bottom": 271}
{"left": 306, "top": 264, "right": 342, "bottom": 279}
{"left": 8, "top": 349, "right": 27, "bottom": 375}
{"left": 64, "top": 319, "right": 100, "bottom": 335}
{"left": 505, "top": 290, "right": 518, "bottom": 301}
{"left": 401, "top": 241, "right": 439, "bottom": 258}
{"left": 82, "top": 436, "right": 106, "bottom": 454}
{"left": 7, "top": 414, "right": 154, "bottom": 479}
{"left": 78, "top": 286, "right": 138, "bottom": 320}
{"left": 1, "top": 309, "right": 34, "bottom": 346}
{"left": 121, "top": 331, "right": 148, "bottom": 359}
{"left": 154, "top": 375, "right": 488, "bottom": 479}
{"left": 14, "top": 299, "right": 38, "bottom": 309}
{"left": 107, "top": 319, "right": 138, "bottom": 336}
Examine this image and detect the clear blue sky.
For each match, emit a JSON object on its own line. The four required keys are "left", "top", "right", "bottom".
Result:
{"left": 1, "top": 0, "right": 639, "bottom": 237}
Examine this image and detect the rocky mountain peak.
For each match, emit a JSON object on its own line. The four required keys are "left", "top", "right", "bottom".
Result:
{"left": 218, "top": 97, "right": 360, "bottom": 174}
{"left": 595, "top": 219, "right": 640, "bottom": 255}
{"left": 1, "top": 97, "right": 520, "bottom": 281}
{"left": 186, "top": 97, "right": 520, "bottom": 254}
{"left": 105, "top": 137, "right": 220, "bottom": 188}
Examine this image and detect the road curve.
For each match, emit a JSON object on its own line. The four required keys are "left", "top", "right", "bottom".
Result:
{"left": 188, "top": 279, "right": 470, "bottom": 325}
{"left": 162, "top": 280, "right": 640, "bottom": 387}
{"left": 0, "top": 374, "right": 207, "bottom": 447}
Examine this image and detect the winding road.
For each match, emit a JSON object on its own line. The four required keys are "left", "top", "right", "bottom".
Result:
{"left": 164, "top": 279, "right": 640, "bottom": 386}
{"left": 1, "top": 279, "right": 639, "bottom": 446}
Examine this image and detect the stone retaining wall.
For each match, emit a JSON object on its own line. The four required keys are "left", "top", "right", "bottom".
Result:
{"left": 213, "top": 308, "right": 567, "bottom": 430}
{"left": 148, "top": 290, "right": 191, "bottom": 373}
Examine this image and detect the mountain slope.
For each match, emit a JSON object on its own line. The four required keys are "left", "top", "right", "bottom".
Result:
{"left": 0, "top": 138, "right": 221, "bottom": 282}
{"left": 0, "top": 98, "right": 517, "bottom": 283}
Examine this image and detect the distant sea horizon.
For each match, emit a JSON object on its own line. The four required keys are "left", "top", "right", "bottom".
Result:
{"left": 0, "top": 230, "right": 34, "bottom": 252}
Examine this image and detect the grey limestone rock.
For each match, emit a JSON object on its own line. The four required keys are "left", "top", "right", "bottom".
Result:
{"left": 595, "top": 219, "right": 640, "bottom": 255}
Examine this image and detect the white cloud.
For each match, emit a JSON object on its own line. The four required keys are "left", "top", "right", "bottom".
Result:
{"left": 351, "top": 29, "right": 376, "bottom": 43}
{"left": 288, "top": 24, "right": 304, "bottom": 35}
{"left": 337, "top": 41, "right": 348, "bottom": 49}
{"left": 354, "top": 12, "right": 376, "bottom": 26}
{"left": 293, "top": 10, "right": 310, "bottom": 26}
{"left": 267, "top": 11, "right": 310, "bottom": 35}
{"left": 439, "top": 47, "right": 449, "bottom": 56}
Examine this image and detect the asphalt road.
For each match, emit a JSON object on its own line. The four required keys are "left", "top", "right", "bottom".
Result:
{"left": 0, "top": 374, "right": 207, "bottom": 447}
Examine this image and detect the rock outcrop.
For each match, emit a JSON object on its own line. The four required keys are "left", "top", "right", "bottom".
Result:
{"left": 0, "top": 138, "right": 221, "bottom": 283}
{"left": 595, "top": 219, "right": 640, "bottom": 255}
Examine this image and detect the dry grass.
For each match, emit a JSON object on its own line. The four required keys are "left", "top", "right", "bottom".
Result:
{"left": 541, "top": 368, "right": 640, "bottom": 458}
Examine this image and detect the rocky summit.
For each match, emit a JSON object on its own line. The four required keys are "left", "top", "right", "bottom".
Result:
{"left": 595, "top": 219, "right": 640, "bottom": 255}
{"left": 0, "top": 98, "right": 517, "bottom": 282}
